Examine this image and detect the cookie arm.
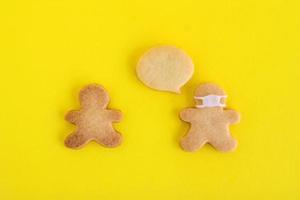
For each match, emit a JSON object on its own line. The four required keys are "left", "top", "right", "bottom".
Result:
{"left": 65, "top": 110, "right": 80, "bottom": 124}
{"left": 106, "top": 110, "right": 122, "bottom": 122}
{"left": 180, "top": 108, "right": 196, "bottom": 122}
{"left": 223, "top": 110, "right": 240, "bottom": 124}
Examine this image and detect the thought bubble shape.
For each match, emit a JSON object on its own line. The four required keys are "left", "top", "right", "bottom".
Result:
{"left": 136, "top": 46, "right": 194, "bottom": 93}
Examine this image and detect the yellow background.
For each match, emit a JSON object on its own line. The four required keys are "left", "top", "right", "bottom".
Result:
{"left": 0, "top": 0, "right": 299, "bottom": 199}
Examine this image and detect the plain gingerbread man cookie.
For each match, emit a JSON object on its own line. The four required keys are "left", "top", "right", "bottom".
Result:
{"left": 65, "top": 84, "right": 122, "bottom": 149}
{"left": 180, "top": 83, "right": 240, "bottom": 152}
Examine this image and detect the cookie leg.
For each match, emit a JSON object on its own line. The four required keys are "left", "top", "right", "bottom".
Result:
{"left": 65, "top": 132, "right": 90, "bottom": 149}
{"left": 181, "top": 130, "right": 207, "bottom": 152}
{"left": 209, "top": 136, "right": 237, "bottom": 152}
{"left": 96, "top": 130, "right": 122, "bottom": 148}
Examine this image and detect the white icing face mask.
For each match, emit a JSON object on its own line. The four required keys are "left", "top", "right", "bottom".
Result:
{"left": 194, "top": 95, "right": 227, "bottom": 108}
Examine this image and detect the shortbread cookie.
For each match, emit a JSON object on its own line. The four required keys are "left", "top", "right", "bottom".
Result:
{"left": 180, "top": 83, "right": 240, "bottom": 152}
{"left": 136, "top": 46, "right": 194, "bottom": 93}
{"left": 65, "top": 84, "right": 122, "bottom": 149}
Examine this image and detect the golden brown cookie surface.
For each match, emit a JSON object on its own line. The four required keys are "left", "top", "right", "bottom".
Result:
{"left": 65, "top": 84, "right": 122, "bottom": 149}
{"left": 180, "top": 83, "right": 240, "bottom": 152}
{"left": 136, "top": 45, "right": 194, "bottom": 93}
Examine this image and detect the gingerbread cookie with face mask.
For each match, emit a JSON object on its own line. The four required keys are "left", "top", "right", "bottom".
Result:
{"left": 65, "top": 84, "right": 122, "bottom": 149}
{"left": 180, "top": 83, "right": 240, "bottom": 152}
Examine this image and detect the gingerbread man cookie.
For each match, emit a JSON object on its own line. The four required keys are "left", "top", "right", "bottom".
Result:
{"left": 65, "top": 84, "right": 122, "bottom": 149}
{"left": 180, "top": 83, "right": 240, "bottom": 152}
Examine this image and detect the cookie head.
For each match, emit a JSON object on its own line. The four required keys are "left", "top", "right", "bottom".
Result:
{"left": 194, "top": 83, "right": 227, "bottom": 108}
{"left": 79, "top": 84, "right": 109, "bottom": 108}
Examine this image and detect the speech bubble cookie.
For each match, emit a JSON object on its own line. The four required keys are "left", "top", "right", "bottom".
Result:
{"left": 136, "top": 46, "right": 194, "bottom": 93}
